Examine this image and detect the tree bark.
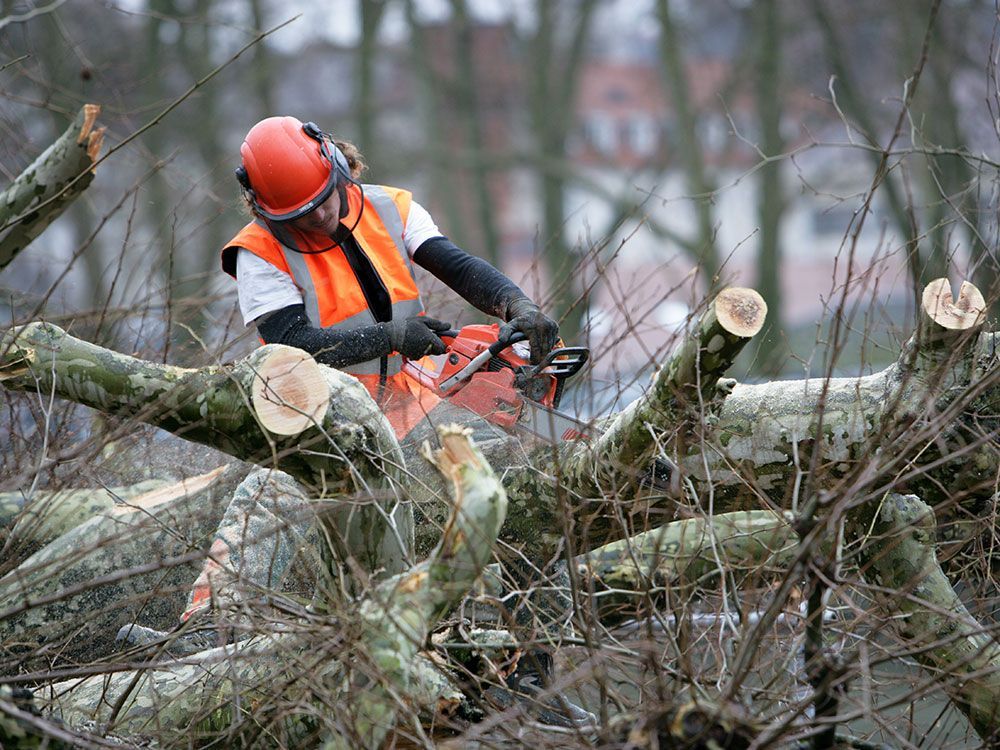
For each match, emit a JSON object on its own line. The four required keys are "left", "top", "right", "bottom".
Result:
{"left": 564, "top": 288, "right": 766, "bottom": 495}
{"left": 0, "top": 105, "right": 104, "bottom": 271}
{"left": 5, "top": 280, "right": 994, "bottom": 549}
{"left": 356, "top": 0, "right": 388, "bottom": 178}
{"left": 853, "top": 493, "right": 1000, "bottom": 741}
{"left": 576, "top": 509, "right": 796, "bottom": 625}
{"left": 0, "top": 478, "right": 167, "bottom": 566}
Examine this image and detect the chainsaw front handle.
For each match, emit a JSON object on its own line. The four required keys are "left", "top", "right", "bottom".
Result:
{"left": 489, "top": 330, "right": 528, "bottom": 356}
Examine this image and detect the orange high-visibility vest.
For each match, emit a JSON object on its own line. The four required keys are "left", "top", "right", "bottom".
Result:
{"left": 223, "top": 184, "right": 425, "bottom": 377}
{"left": 221, "top": 183, "right": 440, "bottom": 437}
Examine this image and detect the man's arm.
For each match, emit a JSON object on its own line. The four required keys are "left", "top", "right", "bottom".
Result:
{"left": 256, "top": 304, "right": 450, "bottom": 366}
{"left": 412, "top": 236, "right": 521, "bottom": 318}
{"left": 412, "top": 237, "right": 559, "bottom": 364}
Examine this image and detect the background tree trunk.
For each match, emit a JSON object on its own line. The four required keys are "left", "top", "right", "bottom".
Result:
{"left": 656, "top": 0, "right": 720, "bottom": 287}
{"left": 751, "top": 0, "right": 787, "bottom": 375}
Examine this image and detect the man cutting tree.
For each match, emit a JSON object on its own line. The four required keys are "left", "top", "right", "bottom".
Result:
{"left": 222, "top": 115, "right": 559, "bottom": 440}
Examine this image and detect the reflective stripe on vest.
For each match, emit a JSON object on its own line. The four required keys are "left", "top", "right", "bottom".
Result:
{"left": 365, "top": 185, "right": 419, "bottom": 278}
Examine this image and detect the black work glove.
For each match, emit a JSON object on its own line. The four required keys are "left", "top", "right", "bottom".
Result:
{"left": 499, "top": 297, "right": 559, "bottom": 366}
{"left": 384, "top": 316, "right": 451, "bottom": 359}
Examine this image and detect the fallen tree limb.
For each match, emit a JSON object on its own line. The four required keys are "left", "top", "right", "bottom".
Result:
{"left": 668, "top": 278, "right": 995, "bottom": 512}
{"left": 0, "top": 478, "right": 167, "bottom": 564}
{"left": 37, "top": 426, "right": 506, "bottom": 749}
{"left": 0, "top": 105, "right": 104, "bottom": 270}
{"left": 0, "top": 324, "right": 401, "bottom": 495}
{"left": 576, "top": 509, "right": 797, "bottom": 624}
{"left": 0, "top": 465, "right": 250, "bottom": 670}
{"left": 853, "top": 493, "right": 1000, "bottom": 740}
{"left": 562, "top": 286, "right": 766, "bottom": 501}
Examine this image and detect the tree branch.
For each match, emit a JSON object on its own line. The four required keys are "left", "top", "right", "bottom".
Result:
{"left": 0, "top": 322, "right": 401, "bottom": 494}
{"left": 0, "top": 105, "right": 104, "bottom": 271}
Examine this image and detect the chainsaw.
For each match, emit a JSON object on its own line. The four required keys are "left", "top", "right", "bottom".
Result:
{"left": 401, "top": 323, "right": 592, "bottom": 442}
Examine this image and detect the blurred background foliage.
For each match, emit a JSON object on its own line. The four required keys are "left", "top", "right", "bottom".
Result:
{"left": 1, "top": 0, "right": 998, "bottom": 397}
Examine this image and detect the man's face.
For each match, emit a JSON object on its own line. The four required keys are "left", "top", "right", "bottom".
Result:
{"left": 290, "top": 189, "right": 341, "bottom": 235}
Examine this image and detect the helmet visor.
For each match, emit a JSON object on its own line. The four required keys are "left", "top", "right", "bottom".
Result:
{"left": 257, "top": 168, "right": 340, "bottom": 223}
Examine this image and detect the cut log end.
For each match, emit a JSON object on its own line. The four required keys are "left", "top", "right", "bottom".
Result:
{"left": 713, "top": 287, "right": 767, "bottom": 338}
{"left": 424, "top": 425, "right": 479, "bottom": 477}
{"left": 922, "top": 278, "right": 987, "bottom": 331}
{"left": 77, "top": 104, "right": 101, "bottom": 145}
{"left": 250, "top": 347, "right": 329, "bottom": 436}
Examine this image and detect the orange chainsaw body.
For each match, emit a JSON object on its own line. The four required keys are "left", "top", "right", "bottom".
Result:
{"left": 403, "top": 323, "right": 587, "bottom": 433}
{"left": 438, "top": 324, "right": 553, "bottom": 429}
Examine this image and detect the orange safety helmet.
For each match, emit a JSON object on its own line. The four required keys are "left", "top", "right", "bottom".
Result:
{"left": 235, "top": 116, "right": 350, "bottom": 222}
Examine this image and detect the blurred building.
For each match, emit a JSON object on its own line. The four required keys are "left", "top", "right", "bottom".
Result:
{"left": 367, "top": 16, "right": 920, "bottom": 383}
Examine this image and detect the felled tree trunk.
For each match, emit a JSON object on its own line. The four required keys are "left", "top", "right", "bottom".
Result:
{"left": 0, "top": 325, "right": 413, "bottom": 587}
{"left": 37, "top": 427, "right": 506, "bottom": 750}
{"left": 853, "top": 492, "right": 1000, "bottom": 741}
{"left": 0, "top": 464, "right": 251, "bottom": 670}
{"left": 0, "top": 105, "right": 105, "bottom": 270}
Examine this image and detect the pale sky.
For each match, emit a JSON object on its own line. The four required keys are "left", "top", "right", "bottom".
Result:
{"left": 268, "top": 0, "right": 651, "bottom": 50}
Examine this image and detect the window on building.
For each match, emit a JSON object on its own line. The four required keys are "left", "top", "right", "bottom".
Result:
{"left": 626, "top": 115, "right": 658, "bottom": 156}
{"left": 605, "top": 86, "right": 631, "bottom": 104}
{"left": 584, "top": 114, "right": 618, "bottom": 156}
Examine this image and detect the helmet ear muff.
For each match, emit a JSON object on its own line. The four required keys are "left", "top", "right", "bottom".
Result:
{"left": 235, "top": 165, "right": 251, "bottom": 191}
{"left": 235, "top": 165, "right": 263, "bottom": 213}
